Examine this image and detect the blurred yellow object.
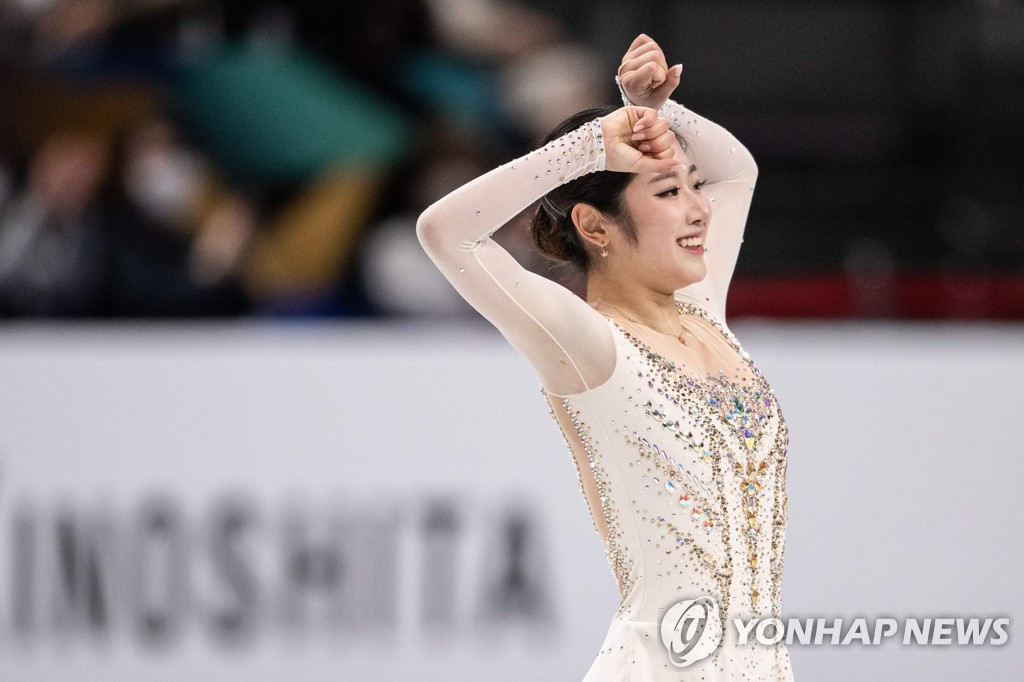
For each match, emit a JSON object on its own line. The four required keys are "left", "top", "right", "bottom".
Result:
{"left": 242, "top": 166, "right": 381, "bottom": 301}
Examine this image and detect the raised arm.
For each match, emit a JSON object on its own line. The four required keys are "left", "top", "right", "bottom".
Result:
{"left": 416, "top": 107, "right": 682, "bottom": 395}
{"left": 616, "top": 34, "right": 758, "bottom": 326}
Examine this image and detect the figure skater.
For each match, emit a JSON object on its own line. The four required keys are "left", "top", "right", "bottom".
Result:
{"left": 417, "top": 33, "right": 793, "bottom": 680}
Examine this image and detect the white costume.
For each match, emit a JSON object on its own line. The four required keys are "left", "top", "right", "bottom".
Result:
{"left": 417, "top": 86, "right": 794, "bottom": 680}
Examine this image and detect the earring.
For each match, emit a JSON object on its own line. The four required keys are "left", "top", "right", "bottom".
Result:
{"left": 600, "top": 246, "right": 608, "bottom": 258}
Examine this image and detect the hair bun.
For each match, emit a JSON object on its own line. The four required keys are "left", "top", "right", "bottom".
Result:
{"left": 531, "top": 203, "right": 587, "bottom": 269}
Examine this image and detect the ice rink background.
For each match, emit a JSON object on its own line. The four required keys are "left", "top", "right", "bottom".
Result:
{"left": 0, "top": 320, "right": 1019, "bottom": 681}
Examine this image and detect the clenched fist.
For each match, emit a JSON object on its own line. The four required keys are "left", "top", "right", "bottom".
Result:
{"left": 599, "top": 106, "right": 683, "bottom": 175}
{"left": 617, "top": 33, "right": 682, "bottom": 111}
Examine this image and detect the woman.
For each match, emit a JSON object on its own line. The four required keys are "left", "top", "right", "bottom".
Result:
{"left": 417, "top": 34, "right": 793, "bottom": 680}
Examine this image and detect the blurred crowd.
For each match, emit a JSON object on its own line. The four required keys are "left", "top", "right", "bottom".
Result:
{"left": 0, "top": 0, "right": 604, "bottom": 318}
{"left": 1, "top": 0, "right": 1021, "bottom": 320}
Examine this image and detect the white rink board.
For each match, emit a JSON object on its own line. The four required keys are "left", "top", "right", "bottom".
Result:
{"left": 0, "top": 320, "right": 1020, "bottom": 681}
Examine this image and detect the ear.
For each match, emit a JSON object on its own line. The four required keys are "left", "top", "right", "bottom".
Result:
{"left": 571, "top": 203, "right": 610, "bottom": 251}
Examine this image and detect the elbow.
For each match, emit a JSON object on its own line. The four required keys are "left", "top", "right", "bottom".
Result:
{"left": 415, "top": 208, "right": 439, "bottom": 253}
{"left": 716, "top": 140, "right": 757, "bottom": 185}
{"left": 737, "top": 143, "right": 758, "bottom": 182}
{"left": 416, "top": 208, "right": 473, "bottom": 263}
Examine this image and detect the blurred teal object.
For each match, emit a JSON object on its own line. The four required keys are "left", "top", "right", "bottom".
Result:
{"left": 175, "top": 43, "right": 412, "bottom": 184}
{"left": 399, "top": 50, "right": 500, "bottom": 129}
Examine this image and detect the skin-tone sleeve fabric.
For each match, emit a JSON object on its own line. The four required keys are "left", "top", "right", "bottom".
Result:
{"left": 416, "top": 119, "right": 617, "bottom": 397}
{"left": 416, "top": 99, "right": 757, "bottom": 394}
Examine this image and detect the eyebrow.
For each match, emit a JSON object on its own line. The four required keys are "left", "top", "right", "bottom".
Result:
{"left": 648, "top": 164, "right": 698, "bottom": 184}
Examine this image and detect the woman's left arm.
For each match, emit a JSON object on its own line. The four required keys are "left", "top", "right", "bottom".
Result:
{"left": 617, "top": 34, "right": 758, "bottom": 326}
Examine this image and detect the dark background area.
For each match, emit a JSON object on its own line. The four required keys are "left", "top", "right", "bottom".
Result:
{"left": 0, "top": 0, "right": 1021, "bottom": 320}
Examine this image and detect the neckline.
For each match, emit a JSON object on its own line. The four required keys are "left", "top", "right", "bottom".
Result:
{"left": 609, "top": 315, "right": 694, "bottom": 346}
{"left": 589, "top": 297, "right": 746, "bottom": 353}
{"left": 596, "top": 301, "right": 758, "bottom": 385}
{"left": 589, "top": 298, "right": 696, "bottom": 345}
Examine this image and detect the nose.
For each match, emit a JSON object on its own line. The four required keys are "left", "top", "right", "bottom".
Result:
{"left": 688, "top": 191, "right": 711, "bottom": 227}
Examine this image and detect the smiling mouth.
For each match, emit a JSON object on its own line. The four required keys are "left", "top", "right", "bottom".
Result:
{"left": 676, "top": 236, "right": 704, "bottom": 254}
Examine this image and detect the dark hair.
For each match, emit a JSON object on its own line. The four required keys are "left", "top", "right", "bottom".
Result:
{"left": 530, "top": 105, "right": 639, "bottom": 272}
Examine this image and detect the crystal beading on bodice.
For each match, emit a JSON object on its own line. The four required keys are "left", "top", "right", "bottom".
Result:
{"left": 543, "top": 301, "right": 792, "bottom": 677}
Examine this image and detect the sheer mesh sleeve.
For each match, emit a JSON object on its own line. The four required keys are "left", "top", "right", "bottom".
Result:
{"left": 416, "top": 121, "right": 617, "bottom": 396}
{"left": 617, "top": 81, "right": 759, "bottom": 328}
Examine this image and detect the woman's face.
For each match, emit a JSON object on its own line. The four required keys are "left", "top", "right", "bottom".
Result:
{"left": 611, "top": 141, "right": 711, "bottom": 292}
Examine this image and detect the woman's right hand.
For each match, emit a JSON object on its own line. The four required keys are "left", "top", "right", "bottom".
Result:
{"left": 600, "top": 106, "right": 682, "bottom": 175}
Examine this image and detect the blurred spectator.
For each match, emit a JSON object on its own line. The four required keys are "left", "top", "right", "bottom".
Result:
{"left": 31, "top": 0, "right": 115, "bottom": 62}
{"left": 425, "top": 0, "right": 559, "bottom": 58}
{"left": 105, "top": 116, "right": 251, "bottom": 316}
{"left": 0, "top": 130, "right": 111, "bottom": 316}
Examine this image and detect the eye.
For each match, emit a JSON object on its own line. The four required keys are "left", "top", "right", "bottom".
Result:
{"left": 693, "top": 178, "right": 708, "bottom": 191}
{"left": 656, "top": 186, "right": 680, "bottom": 198}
